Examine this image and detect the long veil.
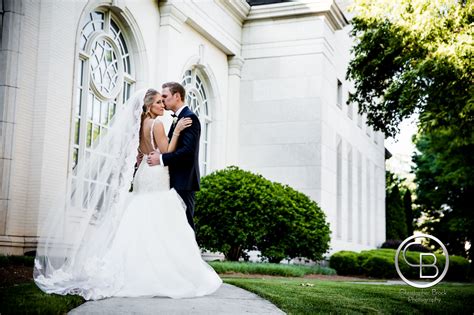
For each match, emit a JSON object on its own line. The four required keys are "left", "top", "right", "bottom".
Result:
{"left": 34, "top": 89, "right": 148, "bottom": 297}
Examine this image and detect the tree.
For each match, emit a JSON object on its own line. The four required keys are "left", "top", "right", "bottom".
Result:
{"left": 413, "top": 132, "right": 474, "bottom": 260}
{"left": 347, "top": 0, "right": 473, "bottom": 260}
{"left": 403, "top": 189, "right": 414, "bottom": 237}
{"left": 347, "top": 0, "right": 473, "bottom": 138}
{"left": 385, "top": 171, "right": 408, "bottom": 240}
{"left": 194, "top": 166, "right": 331, "bottom": 262}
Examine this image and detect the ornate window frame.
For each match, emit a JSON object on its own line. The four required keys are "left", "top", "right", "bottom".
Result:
{"left": 72, "top": 9, "right": 136, "bottom": 171}
{"left": 70, "top": 8, "right": 137, "bottom": 208}
{"left": 181, "top": 68, "right": 212, "bottom": 176}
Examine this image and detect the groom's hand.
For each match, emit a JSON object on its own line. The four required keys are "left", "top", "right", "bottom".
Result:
{"left": 147, "top": 151, "right": 161, "bottom": 166}
{"left": 136, "top": 152, "right": 144, "bottom": 165}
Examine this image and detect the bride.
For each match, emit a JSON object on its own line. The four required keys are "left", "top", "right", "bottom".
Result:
{"left": 34, "top": 88, "right": 222, "bottom": 300}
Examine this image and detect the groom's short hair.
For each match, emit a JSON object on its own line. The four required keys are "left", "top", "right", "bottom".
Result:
{"left": 162, "top": 82, "right": 186, "bottom": 101}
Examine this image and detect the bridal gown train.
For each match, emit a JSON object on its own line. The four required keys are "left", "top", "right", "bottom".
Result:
{"left": 35, "top": 148, "right": 222, "bottom": 300}
{"left": 107, "top": 159, "right": 222, "bottom": 299}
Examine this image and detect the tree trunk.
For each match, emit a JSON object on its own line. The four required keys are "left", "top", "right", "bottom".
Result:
{"left": 225, "top": 246, "right": 242, "bottom": 261}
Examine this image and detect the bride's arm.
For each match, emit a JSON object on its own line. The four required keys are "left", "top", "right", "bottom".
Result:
{"left": 168, "top": 118, "right": 192, "bottom": 153}
{"left": 152, "top": 118, "right": 192, "bottom": 153}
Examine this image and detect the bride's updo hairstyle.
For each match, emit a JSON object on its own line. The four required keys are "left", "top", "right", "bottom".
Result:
{"left": 139, "top": 88, "right": 160, "bottom": 145}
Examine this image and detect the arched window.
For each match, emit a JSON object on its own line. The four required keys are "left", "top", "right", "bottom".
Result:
{"left": 72, "top": 9, "right": 135, "bottom": 171}
{"left": 181, "top": 69, "right": 211, "bottom": 175}
{"left": 71, "top": 9, "right": 136, "bottom": 208}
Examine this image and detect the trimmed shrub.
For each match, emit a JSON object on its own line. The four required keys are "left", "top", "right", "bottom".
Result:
{"left": 329, "top": 251, "right": 361, "bottom": 276}
{"left": 358, "top": 250, "right": 398, "bottom": 278}
{"left": 330, "top": 249, "right": 470, "bottom": 280}
{"left": 257, "top": 182, "right": 331, "bottom": 263}
{"left": 360, "top": 255, "right": 396, "bottom": 278}
{"left": 446, "top": 255, "right": 471, "bottom": 281}
{"left": 195, "top": 166, "right": 331, "bottom": 262}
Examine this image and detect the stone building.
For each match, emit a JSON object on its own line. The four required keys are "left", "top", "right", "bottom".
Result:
{"left": 0, "top": 0, "right": 385, "bottom": 256}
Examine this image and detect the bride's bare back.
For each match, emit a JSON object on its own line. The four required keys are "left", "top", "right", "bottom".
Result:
{"left": 138, "top": 117, "right": 192, "bottom": 155}
{"left": 139, "top": 118, "right": 165, "bottom": 154}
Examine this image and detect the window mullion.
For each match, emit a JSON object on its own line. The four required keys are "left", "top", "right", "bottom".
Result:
{"left": 104, "top": 10, "right": 111, "bottom": 33}
{"left": 78, "top": 57, "right": 91, "bottom": 168}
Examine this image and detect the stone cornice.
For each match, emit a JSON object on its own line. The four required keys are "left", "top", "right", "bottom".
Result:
{"left": 246, "top": 0, "right": 348, "bottom": 31}
{"left": 217, "top": 0, "right": 251, "bottom": 25}
{"left": 159, "top": 1, "right": 242, "bottom": 55}
{"left": 159, "top": 1, "right": 187, "bottom": 32}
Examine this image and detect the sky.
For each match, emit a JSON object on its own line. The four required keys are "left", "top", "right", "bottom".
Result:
{"left": 385, "top": 115, "right": 419, "bottom": 186}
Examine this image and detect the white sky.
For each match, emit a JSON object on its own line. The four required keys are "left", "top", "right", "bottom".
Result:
{"left": 385, "top": 115, "right": 419, "bottom": 185}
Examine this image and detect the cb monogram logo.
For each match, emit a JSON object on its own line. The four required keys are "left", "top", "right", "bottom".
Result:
{"left": 395, "top": 234, "right": 449, "bottom": 288}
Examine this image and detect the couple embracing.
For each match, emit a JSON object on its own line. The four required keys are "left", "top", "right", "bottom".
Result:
{"left": 34, "top": 82, "right": 222, "bottom": 300}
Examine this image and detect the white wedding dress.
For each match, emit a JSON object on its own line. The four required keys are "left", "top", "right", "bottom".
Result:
{"left": 35, "top": 119, "right": 222, "bottom": 300}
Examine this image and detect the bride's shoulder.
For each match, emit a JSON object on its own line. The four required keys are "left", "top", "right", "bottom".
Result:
{"left": 151, "top": 118, "right": 165, "bottom": 134}
{"left": 144, "top": 117, "right": 163, "bottom": 126}
{"left": 152, "top": 118, "right": 164, "bottom": 127}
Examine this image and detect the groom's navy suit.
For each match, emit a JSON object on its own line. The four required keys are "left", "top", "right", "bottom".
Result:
{"left": 162, "top": 106, "right": 201, "bottom": 230}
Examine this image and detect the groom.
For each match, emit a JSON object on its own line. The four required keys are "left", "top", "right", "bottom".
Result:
{"left": 147, "top": 82, "right": 201, "bottom": 231}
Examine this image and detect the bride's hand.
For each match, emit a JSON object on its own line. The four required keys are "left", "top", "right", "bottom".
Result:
{"left": 174, "top": 118, "right": 192, "bottom": 135}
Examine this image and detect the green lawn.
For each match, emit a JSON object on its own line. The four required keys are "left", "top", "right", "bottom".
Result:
{"left": 0, "top": 281, "right": 85, "bottom": 315}
{"left": 224, "top": 277, "right": 474, "bottom": 314}
{"left": 2, "top": 268, "right": 473, "bottom": 314}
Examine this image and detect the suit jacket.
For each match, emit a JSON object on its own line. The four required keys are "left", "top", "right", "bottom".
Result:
{"left": 162, "top": 106, "right": 201, "bottom": 191}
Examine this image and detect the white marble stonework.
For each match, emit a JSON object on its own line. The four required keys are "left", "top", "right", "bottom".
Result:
{"left": 0, "top": 0, "right": 385, "bottom": 257}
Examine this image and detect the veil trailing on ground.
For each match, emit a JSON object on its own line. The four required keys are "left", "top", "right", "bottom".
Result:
{"left": 34, "top": 89, "right": 148, "bottom": 295}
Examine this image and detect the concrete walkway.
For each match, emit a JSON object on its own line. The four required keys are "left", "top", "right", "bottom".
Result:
{"left": 69, "top": 283, "right": 285, "bottom": 314}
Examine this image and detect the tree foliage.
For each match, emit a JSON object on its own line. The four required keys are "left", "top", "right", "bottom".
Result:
{"left": 413, "top": 132, "right": 474, "bottom": 260}
{"left": 385, "top": 171, "right": 408, "bottom": 240}
{"left": 348, "top": 0, "right": 473, "bottom": 260}
{"left": 347, "top": 0, "right": 473, "bottom": 138}
{"left": 403, "top": 189, "right": 414, "bottom": 237}
{"left": 194, "top": 166, "right": 331, "bottom": 262}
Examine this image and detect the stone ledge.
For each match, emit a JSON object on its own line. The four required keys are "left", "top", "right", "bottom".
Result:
{"left": 247, "top": 0, "right": 348, "bottom": 31}
{"left": 0, "top": 235, "right": 38, "bottom": 255}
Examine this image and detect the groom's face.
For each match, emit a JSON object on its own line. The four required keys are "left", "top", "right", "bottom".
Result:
{"left": 161, "top": 87, "right": 177, "bottom": 111}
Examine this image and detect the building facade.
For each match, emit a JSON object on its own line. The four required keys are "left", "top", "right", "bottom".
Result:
{"left": 0, "top": 0, "right": 385, "bottom": 256}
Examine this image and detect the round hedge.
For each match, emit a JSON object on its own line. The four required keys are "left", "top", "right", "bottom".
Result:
{"left": 194, "top": 166, "right": 331, "bottom": 262}
{"left": 330, "top": 249, "right": 470, "bottom": 280}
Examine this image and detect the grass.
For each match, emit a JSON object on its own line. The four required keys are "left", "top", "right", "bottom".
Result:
{"left": 0, "top": 281, "right": 85, "bottom": 315}
{"left": 224, "top": 277, "right": 474, "bottom": 314}
{"left": 0, "top": 255, "right": 85, "bottom": 314}
{"left": 3, "top": 256, "right": 471, "bottom": 314}
{"left": 208, "top": 261, "right": 336, "bottom": 277}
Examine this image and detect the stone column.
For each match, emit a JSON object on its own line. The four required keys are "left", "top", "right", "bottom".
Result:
{"left": 0, "top": 0, "right": 23, "bottom": 237}
{"left": 225, "top": 56, "right": 244, "bottom": 166}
